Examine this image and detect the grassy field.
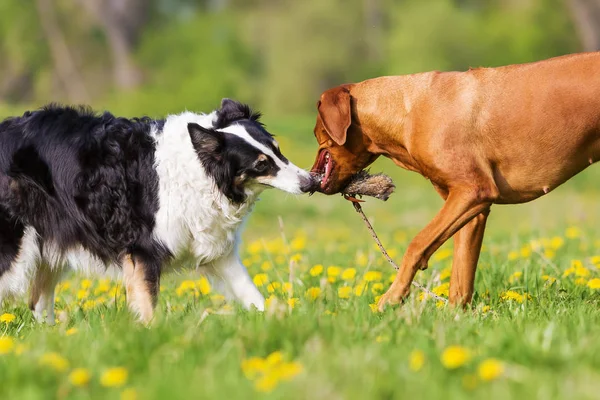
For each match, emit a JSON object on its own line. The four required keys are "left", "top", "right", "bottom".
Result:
{"left": 1, "top": 113, "right": 600, "bottom": 400}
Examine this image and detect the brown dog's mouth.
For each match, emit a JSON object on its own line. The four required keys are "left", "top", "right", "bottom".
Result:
{"left": 312, "top": 149, "right": 334, "bottom": 190}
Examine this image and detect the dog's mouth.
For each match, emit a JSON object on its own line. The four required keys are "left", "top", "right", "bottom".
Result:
{"left": 311, "top": 149, "right": 334, "bottom": 190}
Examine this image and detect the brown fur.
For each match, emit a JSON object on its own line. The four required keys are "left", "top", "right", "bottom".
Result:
{"left": 310, "top": 52, "right": 600, "bottom": 311}
{"left": 122, "top": 255, "right": 156, "bottom": 324}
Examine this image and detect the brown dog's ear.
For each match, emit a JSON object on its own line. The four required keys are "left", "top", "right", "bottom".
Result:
{"left": 317, "top": 86, "right": 351, "bottom": 146}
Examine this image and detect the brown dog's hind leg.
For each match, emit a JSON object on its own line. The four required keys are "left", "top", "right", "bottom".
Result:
{"left": 378, "top": 186, "right": 496, "bottom": 311}
{"left": 449, "top": 210, "right": 489, "bottom": 306}
{"left": 122, "top": 254, "right": 159, "bottom": 324}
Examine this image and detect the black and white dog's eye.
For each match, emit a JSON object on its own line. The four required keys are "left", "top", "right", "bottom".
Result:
{"left": 255, "top": 159, "right": 269, "bottom": 172}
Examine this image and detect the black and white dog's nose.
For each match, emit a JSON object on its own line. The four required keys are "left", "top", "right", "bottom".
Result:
{"left": 299, "top": 174, "right": 318, "bottom": 193}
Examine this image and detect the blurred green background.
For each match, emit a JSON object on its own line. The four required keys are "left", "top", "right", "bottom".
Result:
{"left": 1, "top": 0, "right": 600, "bottom": 240}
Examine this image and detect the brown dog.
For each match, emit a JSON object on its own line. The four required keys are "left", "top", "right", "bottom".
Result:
{"left": 309, "top": 52, "right": 600, "bottom": 311}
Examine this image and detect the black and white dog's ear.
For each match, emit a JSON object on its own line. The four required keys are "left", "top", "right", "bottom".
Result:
{"left": 188, "top": 123, "right": 224, "bottom": 155}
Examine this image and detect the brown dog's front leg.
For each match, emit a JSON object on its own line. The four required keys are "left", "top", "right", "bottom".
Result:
{"left": 377, "top": 188, "right": 495, "bottom": 311}
{"left": 449, "top": 210, "right": 489, "bottom": 306}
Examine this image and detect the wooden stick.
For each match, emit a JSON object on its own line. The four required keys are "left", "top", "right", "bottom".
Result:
{"left": 348, "top": 198, "right": 449, "bottom": 303}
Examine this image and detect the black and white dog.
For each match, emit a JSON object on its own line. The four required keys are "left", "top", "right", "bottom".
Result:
{"left": 0, "top": 99, "right": 314, "bottom": 323}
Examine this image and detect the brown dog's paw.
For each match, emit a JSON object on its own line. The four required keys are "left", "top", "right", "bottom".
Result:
{"left": 377, "top": 286, "right": 409, "bottom": 311}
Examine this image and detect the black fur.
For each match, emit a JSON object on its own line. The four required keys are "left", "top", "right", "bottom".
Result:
{"left": 0, "top": 104, "right": 170, "bottom": 277}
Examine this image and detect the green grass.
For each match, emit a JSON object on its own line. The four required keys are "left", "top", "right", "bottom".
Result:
{"left": 1, "top": 114, "right": 600, "bottom": 400}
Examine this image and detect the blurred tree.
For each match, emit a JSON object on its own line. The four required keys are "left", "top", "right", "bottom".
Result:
{"left": 567, "top": 0, "right": 600, "bottom": 51}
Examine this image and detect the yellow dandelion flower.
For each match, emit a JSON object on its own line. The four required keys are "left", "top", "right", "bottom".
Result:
{"left": 565, "top": 226, "right": 581, "bottom": 239}
{"left": 281, "top": 282, "right": 292, "bottom": 295}
{"left": 439, "top": 267, "right": 452, "bottom": 281}
{"left": 432, "top": 248, "right": 453, "bottom": 262}
{"left": 100, "top": 367, "right": 128, "bottom": 388}
{"left": 520, "top": 246, "right": 531, "bottom": 258}
{"left": 76, "top": 289, "right": 88, "bottom": 300}
{"left": 436, "top": 300, "right": 446, "bottom": 309}
{"left": 508, "top": 271, "right": 522, "bottom": 284}
{"left": 267, "top": 282, "right": 281, "bottom": 293}
{"left": 589, "top": 255, "right": 600, "bottom": 267}
{"left": 542, "top": 275, "right": 557, "bottom": 285}
{"left": 290, "top": 253, "right": 302, "bottom": 263}
{"left": 342, "top": 268, "right": 357, "bottom": 281}
{"left": 241, "top": 357, "right": 267, "bottom": 379}
{"left": 14, "top": 343, "right": 28, "bottom": 355}
{"left": 287, "top": 298, "right": 299, "bottom": 308}
{"left": 327, "top": 266, "right": 342, "bottom": 278}
{"left": 197, "top": 277, "right": 211, "bottom": 295}
{"left": 371, "top": 283, "right": 384, "bottom": 294}
{"left": 433, "top": 283, "right": 450, "bottom": 297}
{"left": 369, "top": 303, "right": 379, "bottom": 313}
{"left": 482, "top": 305, "right": 491, "bottom": 313}
{"left": 247, "top": 240, "right": 262, "bottom": 255}
{"left": 364, "top": 271, "right": 382, "bottom": 282}
{"left": 507, "top": 251, "right": 519, "bottom": 261}
{"left": 253, "top": 274, "right": 269, "bottom": 287}
{"left": 587, "top": 278, "right": 600, "bottom": 289}
{"left": 80, "top": 279, "right": 92, "bottom": 290}
{"left": 356, "top": 253, "right": 368, "bottom": 267}
{"left": 94, "top": 280, "right": 111, "bottom": 296}
{"left": 409, "top": 350, "right": 425, "bottom": 372}
{"left": 278, "top": 361, "right": 303, "bottom": 380}
{"left": 462, "top": 374, "right": 478, "bottom": 390}
{"left": 305, "top": 287, "right": 321, "bottom": 301}
{"left": 550, "top": 236, "right": 564, "bottom": 250}
{"left": 354, "top": 282, "right": 367, "bottom": 296}
{"left": 500, "top": 290, "right": 531, "bottom": 303}
{"left": 529, "top": 239, "right": 542, "bottom": 251}
{"left": 544, "top": 249, "right": 556, "bottom": 259}
{"left": 264, "top": 295, "right": 276, "bottom": 309}
{"left": 56, "top": 281, "right": 71, "bottom": 293}
{"left": 388, "top": 274, "right": 396, "bottom": 283}
{"left": 69, "top": 368, "right": 91, "bottom": 386}
{"left": 309, "top": 264, "right": 323, "bottom": 276}
{"left": 266, "top": 351, "right": 284, "bottom": 366}
{"left": 120, "top": 388, "right": 138, "bottom": 400}
{"left": 0, "top": 337, "right": 15, "bottom": 355}
{"left": 575, "top": 277, "right": 587, "bottom": 286}
{"left": 441, "top": 346, "right": 471, "bottom": 369}
{"left": 0, "top": 313, "right": 16, "bottom": 324}
{"left": 65, "top": 328, "right": 78, "bottom": 336}
{"left": 260, "top": 261, "right": 272, "bottom": 271}
{"left": 290, "top": 236, "right": 306, "bottom": 251}
{"left": 254, "top": 373, "right": 278, "bottom": 393}
{"left": 338, "top": 286, "right": 352, "bottom": 299}
{"left": 478, "top": 358, "right": 504, "bottom": 381}
{"left": 39, "top": 352, "right": 70, "bottom": 372}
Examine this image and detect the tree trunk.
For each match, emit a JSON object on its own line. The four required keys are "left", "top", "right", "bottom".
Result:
{"left": 567, "top": 0, "right": 600, "bottom": 51}
{"left": 35, "top": 0, "right": 90, "bottom": 103}
{"left": 78, "top": 0, "right": 147, "bottom": 90}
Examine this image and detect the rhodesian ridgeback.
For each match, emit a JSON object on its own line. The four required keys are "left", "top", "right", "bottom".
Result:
{"left": 309, "top": 52, "right": 600, "bottom": 311}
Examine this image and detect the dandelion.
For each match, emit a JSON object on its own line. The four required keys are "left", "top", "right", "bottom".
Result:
{"left": 441, "top": 346, "right": 471, "bottom": 369}
{"left": 267, "top": 282, "right": 281, "bottom": 293}
{"left": 409, "top": 350, "right": 425, "bottom": 372}
{"left": 433, "top": 283, "right": 450, "bottom": 297}
{"left": 286, "top": 298, "right": 299, "bottom": 308}
{"left": 356, "top": 253, "right": 368, "bottom": 267}
{"left": 309, "top": 264, "right": 323, "bottom": 276}
{"left": 80, "top": 279, "right": 92, "bottom": 290}
{"left": 305, "top": 287, "right": 321, "bottom": 301}
{"left": 0, "top": 313, "right": 16, "bottom": 324}
{"left": 101, "top": 367, "right": 129, "bottom": 388}
{"left": 260, "top": 261, "right": 272, "bottom": 271}
{"left": 508, "top": 271, "right": 522, "bottom": 284}
{"left": 520, "top": 246, "right": 531, "bottom": 258}
{"left": 242, "top": 357, "right": 267, "bottom": 379}
{"left": 121, "top": 388, "right": 138, "bottom": 400}
{"left": 369, "top": 303, "right": 379, "bottom": 313}
{"left": 197, "top": 277, "right": 211, "bottom": 295}
{"left": 565, "top": 226, "right": 581, "bottom": 239}
{"left": 0, "top": 337, "right": 15, "bottom": 355}
{"left": 587, "top": 278, "right": 600, "bottom": 289}
{"left": 254, "top": 374, "right": 278, "bottom": 393}
{"left": 500, "top": 290, "right": 530, "bottom": 303}
{"left": 253, "top": 274, "right": 269, "bottom": 287}
{"left": 69, "top": 368, "right": 91, "bottom": 386}
{"left": 266, "top": 351, "right": 284, "bottom": 366}
{"left": 247, "top": 240, "right": 262, "bottom": 255}
{"left": 39, "top": 352, "right": 70, "bottom": 372}
{"left": 277, "top": 361, "right": 303, "bottom": 380}
{"left": 364, "top": 271, "right": 382, "bottom": 282}
{"left": 290, "top": 253, "right": 302, "bottom": 263}
{"left": 439, "top": 267, "right": 452, "bottom": 281}
{"left": 541, "top": 275, "right": 557, "bottom": 285}
{"left": 482, "top": 305, "right": 491, "bottom": 313}
{"left": 432, "top": 248, "right": 452, "bottom": 262}
{"left": 371, "top": 283, "right": 384, "bottom": 294}
{"left": 575, "top": 278, "right": 587, "bottom": 286}
{"left": 342, "top": 268, "right": 357, "bottom": 281}
{"left": 66, "top": 328, "right": 78, "bottom": 336}
{"left": 290, "top": 236, "right": 306, "bottom": 251}
{"left": 550, "top": 236, "right": 564, "bottom": 250}
{"left": 478, "top": 358, "right": 504, "bottom": 381}
{"left": 354, "top": 282, "right": 367, "bottom": 296}
{"left": 507, "top": 251, "right": 519, "bottom": 261}
{"left": 327, "top": 266, "right": 342, "bottom": 278}
{"left": 338, "top": 286, "right": 352, "bottom": 299}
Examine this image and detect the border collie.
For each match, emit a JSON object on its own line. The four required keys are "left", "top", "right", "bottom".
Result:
{"left": 0, "top": 99, "right": 314, "bottom": 323}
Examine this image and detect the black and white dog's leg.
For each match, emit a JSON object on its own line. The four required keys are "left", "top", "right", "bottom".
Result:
{"left": 209, "top": 250, "right": 265, "bottom": 311}
{"left": 29, "top": 261, "right": 63, "bottom": 325}
{"left": 122, "top": 247, "right": 164, "bottom": 324}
